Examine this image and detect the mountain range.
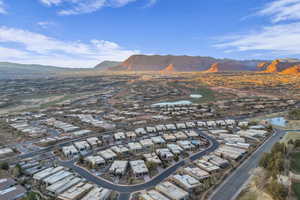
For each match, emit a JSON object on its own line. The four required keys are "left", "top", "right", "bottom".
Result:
{"left": 109, "top": 55, "right": 263, "bottom": 72}
{"left": 1, "top": 55, "right": 300, "bottom": 80}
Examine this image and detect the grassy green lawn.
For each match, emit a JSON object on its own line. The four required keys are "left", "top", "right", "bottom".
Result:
{"left": 190, "top": 86, "right": 216, "bottom": 103}
{"left": 167, "top": 81, "right": 216, "bottom": 103}
{"left": 291, "top": 152, "right": 300, "bottom": 174}
{"left": 292, "top": 183, "right": 300, "bottom": 200}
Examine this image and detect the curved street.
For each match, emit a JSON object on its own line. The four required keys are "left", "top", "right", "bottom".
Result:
{"left": 58, "top": 131, "right": 219, "bottom": 198}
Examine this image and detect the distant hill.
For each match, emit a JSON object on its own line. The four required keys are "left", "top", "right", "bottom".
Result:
{"left": 94, "top": 61, "right": 121, "bottom": 70}
{"left": 109, "top": 55, "right": 264, "bottom": 72}
{"left": 0, "top": 62, "right": 72, "bottom": 79}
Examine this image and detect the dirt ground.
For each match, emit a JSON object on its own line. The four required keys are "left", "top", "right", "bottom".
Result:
{"left": 238, "top": 168, "right": 274, "bottom": 200}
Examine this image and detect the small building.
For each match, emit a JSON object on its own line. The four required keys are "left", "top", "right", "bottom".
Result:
{"left": 194, "top": 159, "right": 220, "bottom": 174}
{"left": 151, "top": 136, "right": 166, "bottom": 146}
{"left": 114, "top": 132, "right": 126, "bottom": 141}
{"left": 156, "top": 125, "right": 168, "bottom": 131}
{"left": 140, "top": 190, "right": 171, "bottom": 200}
{"left": 206, "top": 121, "right": 216, "bottom": 128}
{"left": 98, "top": 149, "right": 117, "bottom": 162}
{"left": 184, "top": 130, "right": 199, "bottom": 138}
{"left": 171, "top": 174, "right": 201, "bottom": 192}
{"left": 185, "top": 122, "right": 196, "bottom": 128}
{"left": 174, "top": 132, "right": 188, "bottom": 140}
{"left": 135, "top": 128, "right": 147, "bottom": 135}
{"left": 73, "top": 141, "right": 91, "bottom": 152}
{"left": 128, "top": 142, "right": 143, "bottom": 153}
{"left": 140, "top": 139, "right": 154, "bottom": 151}
{"left": 176, "top": 123, "right": 186, "bottom": 129}
{"left": 182, "top": 166, "right": 210, "bottom": 181}
{"left": 156, "top": 148, "right": 174, "bottom": 160}
{"left": 130, "top": 160, "right": 149, "bottom": 177}
{"left": 143, "top": 153, "right": 162, "bottom": 165}
{"left": 110, "top": 145, "right": 129, "bottom": 155}
{"left": 125, "top": 131, "right": 137, "bottom": 140}
{"left": 155, "top": 181, "right": 189, "bottom": 200}
{"left": 0, "top": 148, "right": 14, "bottom": 158}
{"left": 85, "top": 156, "right": 105, "bottom": 167}
{"left": 163, "top": 134, "right": 176, "bottom": 142}
{"left": 167, "top": 144, "right": 183, "bottom": 155}
{"left": 81, "top": 186, "right": 111, "bottom": 200}
{"left": 43, "top": 170, "right": 72, "bottom": 186}
{"left": 58, "top": 182, "right": 93, "bottom": 200}
{"left": 46, "top": 176, "right": 82, "bottom": 196}
{"left": 33, "top": 166, "right": 64, "bottom": 181}
{"left": 202, "top": 154, "right": 229, "bottom": 168}
{"left": 62, "top": 145, "right": 79, "bottom": 159}
{"left": 0, "top": 178, "right": 16, "bottom": 190}
{"left": 146, "top": 127, "right": 157, "bottom": 133}
{"left": 197, "top": 121, "right": 206, "bottom": 127}
{"left": 109, "top": 160, "right": 128, "bottom": 176}
{"left": 165, "top": 124, "right": 177, "bottom": 131}
{"left": 177, "top": 140, "right": 195, "bottom": 151}
{"left": 86, "top": 137, "right": 101, "bottom": 148}
{"left": 0, "top": 185, "right": 26, "bottom": 200}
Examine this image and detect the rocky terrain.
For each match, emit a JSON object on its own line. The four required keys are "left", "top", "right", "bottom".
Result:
{"left": 109, "top": 55, "right": 262, "bottom": 72}
{"left": 258, "top": 59, "right": 300, "bottom": 74}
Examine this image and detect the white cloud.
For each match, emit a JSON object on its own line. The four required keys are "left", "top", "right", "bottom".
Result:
{"left": 37, "top": 21, "right": 56, "bottom": 29}
{"left": 258, "top": 0, "right": 300, "bottom": 23}
{"left": 58, "top": 0, "right": 106, "bottom": 15}
{"left": 215, "top": 22, "right": 300, "bottom": 55}
{"left": 39, "top": 0, "right": 156, "bottom": 15}
{"left": 215, "top": 0, "right": 300, "bottom": 57}
{"left": 0, "top": 26, "right": 140, "bottom": 67}
{"left": 143, "top": 0, "right": 156, "bottom": 8}
{"left": 0, "top": 0, "right": 7, "bottom": 14}
{"left": 0, "top": 47, "right": 29, "bottom": 59}
{"left": 40, "top": 0, "right": 62, "bottom": 6}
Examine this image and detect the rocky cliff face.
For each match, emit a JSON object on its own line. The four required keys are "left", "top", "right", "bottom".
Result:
{"left": 259, "top": 59, "right": 300, "bottom": 74}
{"left": 109, "top": 55, "right": 261, "bottom": 72}
{"left": 205, "top": 63, "right": 219, "bottom": 72}
{"left": 280, "top": 65, "right": 300, "bottom": 75}
{"left": 160, "top": 64, "right": 175, "bottom": 73}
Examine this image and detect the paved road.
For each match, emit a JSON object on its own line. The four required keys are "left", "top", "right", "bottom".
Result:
{"left": 2, "top": 130, "right": 115, "bottom": 162}
{"left": 208, "top": 129, "right": 287, "bottom": 200}
{"left": 58, "top": 132, "right": 219, "bottom": 199}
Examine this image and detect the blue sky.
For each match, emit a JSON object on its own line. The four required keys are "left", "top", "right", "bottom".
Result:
{"left": 0, "top": 0, "right": 300, "bottom": 67}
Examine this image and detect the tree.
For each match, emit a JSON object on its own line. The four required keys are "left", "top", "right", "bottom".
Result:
{"left": 146, "top": 162, "right": 158, "bottom": 171}
{"left": 288, "top": 108, "right": 300, "bottom": 120}
{"left": 174, "top": 155, "right": 179, "bottom": 162}
{"left": 78, "top": 155, "right": 84, "bottom": 164}
{"left": 266, "top": 180, "right": 288, "bottom": 200}
{"left": 22, "top": 192, "right": 39, "bottom": 200}
{"left": 295, "top": 140, "right": 300, "bottom": 148}
{"left": 259, "top": 153, "right": 271, "bottom": 169}
{"left": 0, "top": 162, "right": 9, "bottom": 170}
{"left": 12, "top": 164, "right": 22, "bottom": 177}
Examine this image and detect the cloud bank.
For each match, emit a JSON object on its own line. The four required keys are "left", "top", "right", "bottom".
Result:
{"left": 0, "top": 26, "right": 140, "bottom": 67}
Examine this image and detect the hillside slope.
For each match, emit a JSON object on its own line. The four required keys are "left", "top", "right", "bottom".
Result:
{"left": 110, "top": 55, "right": 262, "bottom": 72}
{"left": 94, "top": 61, "right": 121, "bottom": 70}
{"left": 0, "top": 62, "right": 71, "bottom": 79}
